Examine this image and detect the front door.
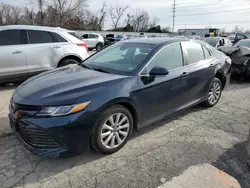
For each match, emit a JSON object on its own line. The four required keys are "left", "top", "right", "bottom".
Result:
{"left": 135, "top": 42, "right": 190, "bottom": 126}
{"left": 0, "top": 29, "right": 28, "bottom": 81}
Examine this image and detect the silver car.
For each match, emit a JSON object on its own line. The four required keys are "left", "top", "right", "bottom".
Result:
{"left": 0, "top": 25, "right": 89, "bottom": 83}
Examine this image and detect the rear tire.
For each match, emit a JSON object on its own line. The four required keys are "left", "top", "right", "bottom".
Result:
{"left": 96, "top": 43, "right": 104, "bottom": 52}
{"left": 91, "top": 105, "right": 133, "bottom": 154}
{"left": 202, "top": 78, "right": 222, "bottom": 107}
{"left": 59, "top": 59, "right": 79, "bottom": 67}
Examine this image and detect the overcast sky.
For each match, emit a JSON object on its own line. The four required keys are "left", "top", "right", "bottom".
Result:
{"left": 1, "top": 0, "right": 250, "bottom": 32}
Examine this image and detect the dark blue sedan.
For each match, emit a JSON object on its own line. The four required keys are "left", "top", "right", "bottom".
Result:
{"left": 9, "top": 38, "right": 231, "bottom": 158}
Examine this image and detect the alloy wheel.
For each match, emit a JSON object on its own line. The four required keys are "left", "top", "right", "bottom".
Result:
{"left": 208, "top": 82, "right": 221, "bottom": 105}
{"left": 100, "top": 113, "right": 130, "bottom": 149}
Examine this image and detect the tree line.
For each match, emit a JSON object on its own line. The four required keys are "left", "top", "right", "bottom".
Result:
{"left": 0, "top": 0, "right": 171, "bottom": 33}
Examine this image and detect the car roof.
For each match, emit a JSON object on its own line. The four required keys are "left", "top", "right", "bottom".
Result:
{"left": 121, "top": 37, "right": 189, "bottom": 45}
{"left": 0, "top": 25, "right": 68, "bottom": 32}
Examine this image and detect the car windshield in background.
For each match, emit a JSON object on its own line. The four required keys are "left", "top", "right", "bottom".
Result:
{"left": 82, "top": 42, "right": 155, "bottom": 75}
{"left": 234, "top": 40, "right": 250, "bottom": 48}
{"left": 204, "top": 38, "right": 220, "bottom": 47}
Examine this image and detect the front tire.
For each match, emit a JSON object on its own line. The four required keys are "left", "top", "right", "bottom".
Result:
{"left": 202, "top": 78, "right": 222, "bottom": 107}
{"left": 91, "top": 105, "right": 133, "bottom": 154}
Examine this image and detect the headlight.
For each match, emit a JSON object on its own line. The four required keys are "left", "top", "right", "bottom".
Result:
{"left": 36, "top": 101, "right": 91, "bottom": 117}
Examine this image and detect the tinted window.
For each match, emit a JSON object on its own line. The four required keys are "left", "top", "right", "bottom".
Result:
{"left": 82, "top": 34, "right": 88, "bottom": 39}
{"left": 182, "top": 42, "right": 204, "bottom": 64}
{"left": 28, "top": 30, "right": 53, "bottom": 44}
{"left": 89, "top": 34, "right": 97, "bottom": 39}
{"left": 203, "top": 46, "right": 210, "bottom": 59}
{"left": 236, "top": 33, "right": 247, "bottom": 40}
{"left": 83, "top": 42, "right": 155, "bottom": 75}
{"left": 51, "top": 33, "right": 67, "bottom": 42}
{"left": 0, "top": 30, "right": 21, "bottom": 46}
{"left": 68, "top": 32, "right": 80, "bottom": 39}
{"left": 147, "top": 42, "right": 183, "bottom": 71}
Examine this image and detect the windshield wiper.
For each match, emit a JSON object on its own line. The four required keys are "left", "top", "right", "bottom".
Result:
{"left": 92, "top": 68, "right": 110, "bottom": 73}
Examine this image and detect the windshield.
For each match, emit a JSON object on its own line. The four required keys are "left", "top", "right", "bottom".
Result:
{"left": 204, "top": 38, "right": 220, "bottom": 47}
{"left": 82, "top": 42, "right": 155, "bottom": 75}
{"left": 234, "top": 40, "right": 250, "bottom": 48}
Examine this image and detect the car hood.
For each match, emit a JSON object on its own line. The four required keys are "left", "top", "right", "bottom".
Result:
{"left": 14, "top": 65, "right": 126, "bottom": 106}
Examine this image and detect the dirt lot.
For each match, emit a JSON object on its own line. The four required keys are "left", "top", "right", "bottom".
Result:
{"left": 0, "top": 81, "right": 249, "bottom": 188}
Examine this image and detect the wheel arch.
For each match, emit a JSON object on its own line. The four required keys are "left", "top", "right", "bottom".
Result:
{"left": 214, "top": 68, "right": 226, "bottom": 89}
{"left": 57, "top": 55, "right": 82, "bottom": 67}
{"left": 98, "top": 98, "right": 139, "bottom": 130}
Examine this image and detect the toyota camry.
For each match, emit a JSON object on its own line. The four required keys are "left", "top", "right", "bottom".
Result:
{"left": 9, "top": 38, "right": 231, "bottom": 158}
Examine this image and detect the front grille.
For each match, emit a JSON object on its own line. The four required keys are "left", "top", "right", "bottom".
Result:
{"left": 10, "top": 117, "right": 60, "bottom": 149}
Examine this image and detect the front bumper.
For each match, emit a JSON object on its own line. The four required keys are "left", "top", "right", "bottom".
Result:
{"left": 9, "top": 110, "right": 100, "bottom": 158}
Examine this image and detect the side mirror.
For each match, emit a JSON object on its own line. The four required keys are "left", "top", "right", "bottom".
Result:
{"left": 149, "top": 66, "right": 169, "bottom": 76}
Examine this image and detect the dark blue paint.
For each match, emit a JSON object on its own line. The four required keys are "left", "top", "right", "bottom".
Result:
{"left": 9, "top": 38, "right": 231, "bottom": 158}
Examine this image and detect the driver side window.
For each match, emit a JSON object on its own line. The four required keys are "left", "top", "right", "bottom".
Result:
{"left": 144, "top": 42, "right": 184, "bottom": 73}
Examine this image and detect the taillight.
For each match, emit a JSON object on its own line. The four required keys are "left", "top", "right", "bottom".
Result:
{"left": 77, "top": 43, "right": 88, "bottom": 53}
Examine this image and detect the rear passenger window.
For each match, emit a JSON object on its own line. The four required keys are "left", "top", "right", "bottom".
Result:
{"left": 0, "top": 30, "right": 21, "bottom": 46}
{"left": 203, "top": 46, "right": 210, "bottom": 59}
{"left": 51, "top": 33, "right": 68, "bottom": 42}
{"left": 147, "top": 42, "right": 183, "bottom": 71}
{"left": 28, "top": 30, "right": 53, "bottom": 44}
{"left": 182, "top": 42, "right": 204, "bottom": 64}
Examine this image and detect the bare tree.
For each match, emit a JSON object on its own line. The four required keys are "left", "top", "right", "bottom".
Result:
{"left": 162, "top": 26, "right": 171, "bottom": 33}
{"left": 109, "top": 4, "right": 129, "bottom": 30}
{"left": 232, "top": 25, "right": 239, "bottom": 33}
{"left": 221, "top": 27, "right": 226, "bottom": 34}
{"left": 130, "top": 9, "right": 150, "bottom": 32}
{"left": 149, "top": 16, "right": 160, "bottom": 28}
{"left": 97, "top": 1, "right": 107, "bottom": 30}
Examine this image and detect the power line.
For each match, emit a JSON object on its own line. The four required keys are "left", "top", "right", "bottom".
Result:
{"left": 175, "top": 0, "right": 248, "bottom": 7}
{"left": 172, "top": 0, "right": 176, "bottom": 32}
{"left": 176, "top": 7, "right": 250, "bottom": 17}
{"left": 175, "top": 20, "right": 250, "bottom": 26}
{"left": 177, "top": 2, "right": 250, "bottom": 11}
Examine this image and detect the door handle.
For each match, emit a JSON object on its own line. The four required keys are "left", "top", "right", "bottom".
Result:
{"left": 180, "top": 72, "right": 189, "bottom": 77}
{"left": 12, "top": 50, "right": 23, "bottom": 54}
{"left": 52, "top": 46, "right": 61, "bottom": 49}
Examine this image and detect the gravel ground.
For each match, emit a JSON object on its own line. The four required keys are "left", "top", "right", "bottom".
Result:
{"left": 0, "top": 81, "right": 249, "bottom": 188}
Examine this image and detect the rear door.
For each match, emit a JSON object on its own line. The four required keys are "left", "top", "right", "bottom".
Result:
{"left": 0, "top": 29, "right": 28, "bottom": 80}
{"left": 181, "top": 41, "right": 215, "bottom": 103}
{"left": 26, "top": 30, "right": 65, "bottom": 75}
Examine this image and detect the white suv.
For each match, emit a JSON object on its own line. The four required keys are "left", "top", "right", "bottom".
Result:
{"left": 0, "top": 25, "right": 89, "bottom": 84}
{"left": 80, "top": 33, "right": 104, "bottom": 51}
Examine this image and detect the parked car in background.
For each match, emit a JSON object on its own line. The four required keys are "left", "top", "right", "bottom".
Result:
{"left": 230, "top": 33, "right": 250, "bottom": 44}
{"left": 0, "top": 25, "right": 89, "bottom": 84}
{"left": 218, "top": 39, "right": 250, "bottom": 80}
{"left": 139, "top": 33, "right": 148, "bottom": 38}
{"left": 103, "top": 34, "right": 116, "bottom": 47}
{"left": 204, "top": 37, "right": 232, "bottom": 48}
{"left": 80, "top": 33, "right": 104, "bottom": 51}
{"left": 9, "top": 38, "right": 231, "bottom": 158}
{"left": 115, "top": 35, "right": 128, "bottom": 41}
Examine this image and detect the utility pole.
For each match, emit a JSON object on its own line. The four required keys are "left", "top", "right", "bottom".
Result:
{"left": 172, "top": 0, "right": 176, "bottom": 33}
